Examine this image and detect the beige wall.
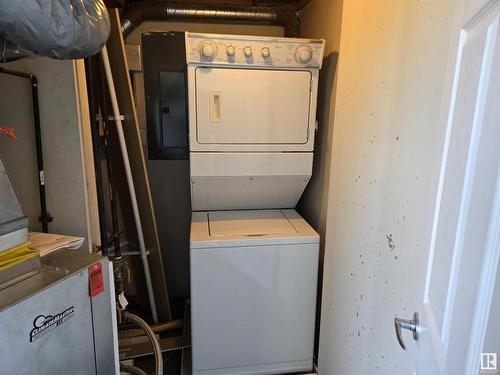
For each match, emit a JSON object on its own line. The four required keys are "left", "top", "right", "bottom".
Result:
{"left": 298, "top": 0, "right": 343, "bottom": 238}
{"left": 0, "top": 58, "right": 93, "bottom": 250}
{"left": 315, "top": 1, "right": 455, "bottom": 374}
{"left": 301, "top": 0, "right": 343, "bottom": 55}
{"left": 297, "top": 0, "right": 343, "bottom": 356}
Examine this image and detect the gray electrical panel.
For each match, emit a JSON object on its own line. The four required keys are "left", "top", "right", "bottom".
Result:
{"left": 143, "top": 31, "right": 188, "bottom": 160}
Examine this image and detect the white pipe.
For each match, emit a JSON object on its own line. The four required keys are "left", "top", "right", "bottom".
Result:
{"left": 101, "top": 46, "right": 158, "bottom": 323}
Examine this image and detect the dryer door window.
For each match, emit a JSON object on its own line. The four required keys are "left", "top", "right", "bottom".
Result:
{"left": 195, "top": 67, "right": 312, "bottom": 144}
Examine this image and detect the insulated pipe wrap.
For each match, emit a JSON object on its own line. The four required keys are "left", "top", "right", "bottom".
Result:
{"left": 0, "top": 0, "right": 110, "bottom": 59}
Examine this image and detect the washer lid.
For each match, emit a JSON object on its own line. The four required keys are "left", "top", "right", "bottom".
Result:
{"left": 191, "top": 209, "right": 319, "bottom": 248}
{"left": 208, "top": 210, "right": 297, "bottom": 237}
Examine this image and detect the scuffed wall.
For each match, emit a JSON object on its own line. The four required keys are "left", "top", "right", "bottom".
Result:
{"left": 0, "top": 58, "right": 92, "bottom": 250}
{"left": 312, "top": 1, "right": 455, "bottom": 374}
{"left": 299, "top": 0, "right": 343, "bottom": 240}
{"left": 298, "top": 0, "right": 343, "bottom": 358}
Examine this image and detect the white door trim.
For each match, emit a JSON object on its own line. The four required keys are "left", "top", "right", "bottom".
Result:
{"left": 442, "top": 12, "right": 498, "bottom": 350}
{"left": 464, "top": 171, "right": 500, "bottom": 373}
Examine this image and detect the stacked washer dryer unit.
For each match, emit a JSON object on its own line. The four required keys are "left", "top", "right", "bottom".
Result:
{"left": 186, "top": 32, "right": 325, "bottom": 375}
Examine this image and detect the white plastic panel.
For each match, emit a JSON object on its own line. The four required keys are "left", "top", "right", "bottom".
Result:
{"left": 187, "top": 67, "right": 319, "bottom": 153}
{"left": 191, "top": 242, "right": 318, "bottom": 374}
{"left": 191, "top": 209, "right": 319, "bottom": 249}
{"left": 195, "top": 68, "right": 311, "bottom": 145}
{"left": 208, "top": 210, "right": 297, "bottom": 237}
{"left": 190, "top": 152, "right": 313, "bottom": 176}
{"left": 190, "top": 209, "right": 319, "bottom": 374}
{"left": 185, "top": 32, "right": 325, "bottom": 68}
{"left": 191, "top": 175, "right": 310, "bottom": 211}
{"left": 190, "top": 152, "right": 313, "bottom": 210}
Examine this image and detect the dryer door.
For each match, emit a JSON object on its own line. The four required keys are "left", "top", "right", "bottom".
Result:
{"left": 195, "top": 67, "right": 312, "bottom": 145}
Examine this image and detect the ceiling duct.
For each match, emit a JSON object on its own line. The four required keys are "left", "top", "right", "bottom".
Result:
{"left": 0, "top": 39, "right": 33, "bottom": 62}
{"left": 0, "top": 0, "right": 110, "bottom": 60}
{"left": 121, "top": 2, "right": 301, "bottom": 38}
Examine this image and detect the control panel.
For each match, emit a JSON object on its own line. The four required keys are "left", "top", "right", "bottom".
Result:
{"left": 185, "top": 32, "right": 325, "bottom": 68}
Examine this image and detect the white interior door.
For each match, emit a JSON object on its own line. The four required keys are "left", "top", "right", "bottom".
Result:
{"left": 414, "top": 1, "right": 500, "bottom": 373}
{"left": 195, "top": 67, "right": 312, "bottom": 144}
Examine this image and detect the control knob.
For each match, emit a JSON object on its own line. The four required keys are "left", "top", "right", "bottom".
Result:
{"left": 243, "top": 47, "right": 253, "bottom": 57}
{"left": 261, "top": 47, "right": 271, "bottom": 58}
{"left": 226, "top": 46, "right": 236, "bottom": 57}
{"left": 295, "top": 45, "right": 313, "bottom": 64}
{"left": 199, "top": 41, "right": 217, "bottom": 59}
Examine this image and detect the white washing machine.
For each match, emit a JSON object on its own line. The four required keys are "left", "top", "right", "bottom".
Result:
{"left": 186, "top": 32, "right": 325, "bottom": 375}
{"left": 191, "top": 209, "right": 319, "bottom": 375}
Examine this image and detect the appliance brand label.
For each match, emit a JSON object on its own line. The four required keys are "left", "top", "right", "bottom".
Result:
{"left": 29, "top": 306, "right": 74, "bottom": 342}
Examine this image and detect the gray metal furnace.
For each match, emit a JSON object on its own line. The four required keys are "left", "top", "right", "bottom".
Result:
{"left": 0, "top": 248, "right": 119, "bottom": 374}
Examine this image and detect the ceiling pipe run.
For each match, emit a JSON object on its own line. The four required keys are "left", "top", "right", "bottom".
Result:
{"left": 251, "top": 0, "right": 312, "bottom": 11}
{"left": 121, "top": 2, "right": 301, "bottom": 38}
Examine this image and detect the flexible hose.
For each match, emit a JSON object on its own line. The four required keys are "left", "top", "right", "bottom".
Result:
{"left": 122, "top": 311, "right": 163, "bottom": 375}
{"left": 120, "top": 363, "right": 148, "bottom": 375}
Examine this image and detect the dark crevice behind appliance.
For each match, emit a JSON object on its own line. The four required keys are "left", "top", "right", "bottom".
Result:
{"left": 143, "top": 31, "right": 188, "bottom": 160}
{"left": 142, "top": 31, "right": 191, "bottom": 298}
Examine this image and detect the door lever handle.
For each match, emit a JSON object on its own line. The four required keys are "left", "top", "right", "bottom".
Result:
{"left": 394, "top": 312, "right": 419, "bottom": 351}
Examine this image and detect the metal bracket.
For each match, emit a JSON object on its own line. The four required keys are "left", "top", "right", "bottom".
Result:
{"left": 95, "top": 114, "right": 124, "bottom": 121}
